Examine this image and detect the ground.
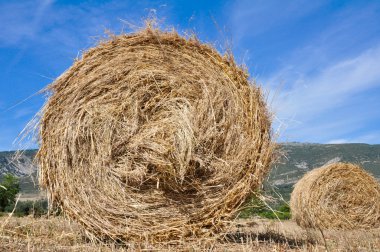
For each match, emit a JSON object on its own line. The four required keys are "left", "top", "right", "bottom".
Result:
{"left": 1, "top": 215, "right": 379, "bottom": 251}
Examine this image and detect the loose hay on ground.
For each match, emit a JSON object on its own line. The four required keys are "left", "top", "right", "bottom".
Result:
{"left": 35, "top": 26, "right": 274, "bottom": 243}
{"left": 290, "top": 162, "right": 380, "bottom": 230}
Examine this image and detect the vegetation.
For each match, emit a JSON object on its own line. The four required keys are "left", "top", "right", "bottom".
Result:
{"left": 239, "top": 195, "right": 291, "bottom": 220}
{"left": 0, "top": 174, "right": 20, "bottom": 211}
{"left": 4, "top": 199, "right": 48, "bottom": 217}
{"left": 0, "top": 173, "right": 47, "bottom": 217}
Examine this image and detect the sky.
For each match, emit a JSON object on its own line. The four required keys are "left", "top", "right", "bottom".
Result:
{"left": 0, "top": 0, "right": 380, "bottom": 150}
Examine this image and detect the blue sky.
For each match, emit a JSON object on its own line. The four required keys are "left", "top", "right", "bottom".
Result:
{"left": 0, "top": 0, "right": 380, "bottom": 150}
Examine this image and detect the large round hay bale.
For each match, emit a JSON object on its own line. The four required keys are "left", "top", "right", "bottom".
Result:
{"left": 36, "top": 27, "right": 274, "bottom": 243}
{"left": 290, "top": 162, "right": 380, "bottom": 230}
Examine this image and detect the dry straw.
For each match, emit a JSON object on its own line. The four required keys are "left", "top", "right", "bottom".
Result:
{"left": 290, "top": 162, "right": 380, "bottom": 230}
{"left": 36, "top": 26, "right": 274, "bottom": 243}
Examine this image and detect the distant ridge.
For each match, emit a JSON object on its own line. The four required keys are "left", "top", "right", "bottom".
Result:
{"left": 0, "top": 149, "right": 37, "bottom": 176}
{"left": 0, "top": 144, "right": 379, "bottom": 199}
{"left": 271, "top": 143, "right": 380, "bottom": 186}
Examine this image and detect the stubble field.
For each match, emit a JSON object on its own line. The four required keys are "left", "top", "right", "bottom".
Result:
{"left": 1, "top": 215, "right": 379, "bottom": 251}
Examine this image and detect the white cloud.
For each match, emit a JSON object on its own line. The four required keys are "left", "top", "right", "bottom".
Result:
{"left": 0, "top": 0, "right": 53, "bottom": 46}
{"left": 326, "top": 131, "right": 380, "bottom": 145}
{"left": 345, "top": 132, "right": 380, "bottom": 144}
{"left": 264, "top": 44, "right": 380, "bottom": 143}
{"left": 327, "top": 139, "right": 348, "bottom": 144}
{"left": 269, "top": 45, "right": 380, "bottom": 119}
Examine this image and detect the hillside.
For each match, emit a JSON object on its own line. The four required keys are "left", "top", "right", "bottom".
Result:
{"left": 1, "top": 143, "right": 380, "bottom": 200}
{"left": 0, "top": 150, "right": 37, "bottom": 176}
{"left": 0, "top": 150, "right": 39, "bottom": 199}
{"left": 266, "top": 143, "right": 380, "bottom": 200}
{"left": 271, "top": 143, "right": 380, "bottom": 183}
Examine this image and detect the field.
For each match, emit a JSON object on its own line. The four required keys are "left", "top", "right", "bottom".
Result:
{"left": 1, "top": 215, "right": 379, "bottom": 251}
{"left": 1, "top": 144, "right": 380, "bottom": 250}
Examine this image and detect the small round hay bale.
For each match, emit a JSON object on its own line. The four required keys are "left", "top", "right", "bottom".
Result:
{"left": 290, "top": 162, "right": 380, "bottom": 230}
{"left": 36, "top": 28, "right": 274, "bottom": 243}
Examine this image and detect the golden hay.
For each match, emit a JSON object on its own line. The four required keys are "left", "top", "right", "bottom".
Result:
{"left": 290, "top": 162, "right": 380, "bottom": 230}
{"left": 36, "top": 27, "right": 274, "bottom": 243}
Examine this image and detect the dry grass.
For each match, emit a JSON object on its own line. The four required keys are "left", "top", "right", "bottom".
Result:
{"left": 32, "top": 25, "right": 275, "bottom": 244}
{"left": 0, "top": 216, "right": 293, "bottom": 251}
{"left": 0, "top": 216, "right": 123, "bottom": 252}
{"left": 290, "top": 162, "right": 380, "bottom": 230}
{"left": 1, "top": 216, "right": 379, "bottom": 251}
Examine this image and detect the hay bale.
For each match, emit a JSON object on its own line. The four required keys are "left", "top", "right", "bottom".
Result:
{"left": 290, "top": 162, "right": 380, "bottom": 230}
{"left": 36, "top": 27, "right": 274, "bottom": 243}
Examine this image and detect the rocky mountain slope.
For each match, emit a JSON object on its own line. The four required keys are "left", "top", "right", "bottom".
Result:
{"left": 0, "top": 150, "right": 37, "bottom": 176}
{"left": 271, "top": 143, "right": 380, "bottom": 185}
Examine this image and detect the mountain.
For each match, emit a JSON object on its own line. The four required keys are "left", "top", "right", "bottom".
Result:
{"left": 271, "top": 143, "right": 380, "bottom": 185}
{"left": 267, "top": 143, "right": 380, "bottom": 201}
{"left": 0, "top": 150, "right": 37, "bottom": 176}
{"left": 0, "top": 143, "right": 379, "bottom": 200}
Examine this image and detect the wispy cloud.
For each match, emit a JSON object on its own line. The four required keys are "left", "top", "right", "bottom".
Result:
{"left": 0, "top": 0, "right": 53, "bottom": 46}
{"left": 228, "top": 0, "right": 324, "bottom": 42}
{"left": 327, "top": 131, "right": 380, "bottom": 144}
{"left": 327, "top": 139, "right": 348, "bottom": 144}
{"left": 266, "top": 44, "right": 380, "bottom": 143}
{"left": 0, "top": 1, "right": 158, "bottom": 79}
{"left": 349, "top": 131, "right": 380, "bottom": 144}
{"left": 269, "top": 45, "right": 380, "bottom": 119}
{"left": 0, "top": 1, "right": 156, "bottom": 57}
{"left": 227, "top": 0, "right": 380, "bottom": 144}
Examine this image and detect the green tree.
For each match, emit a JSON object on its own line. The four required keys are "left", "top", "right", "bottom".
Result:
{"left": 0, "top": 174, "right": 20, "bottom": 211}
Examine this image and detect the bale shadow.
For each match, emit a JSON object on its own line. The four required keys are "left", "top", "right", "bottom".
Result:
{"left": 224, "top": 230, "right": 316, "bottom": 249}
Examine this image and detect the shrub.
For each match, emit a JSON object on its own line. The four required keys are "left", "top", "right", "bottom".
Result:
{"left": 0, "top": 174, "right": 20, "bottom": 211}
{"left": 4, "top": 200, "right": 48, "bottom": 217}
{"left": 239, "top": 196, "right": 291, "bottom": 220}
